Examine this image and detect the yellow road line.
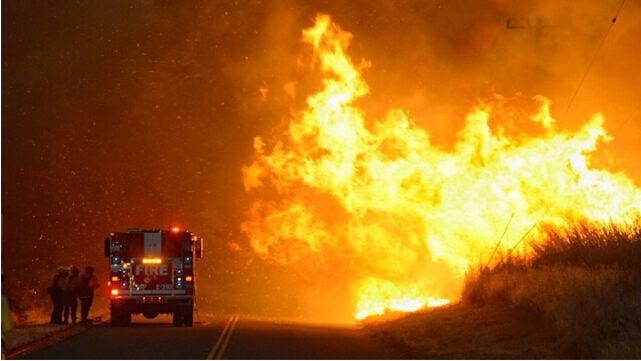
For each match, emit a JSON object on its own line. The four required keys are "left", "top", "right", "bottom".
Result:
{"left": 207, "top": 315, "right": 239, "bottom": 360}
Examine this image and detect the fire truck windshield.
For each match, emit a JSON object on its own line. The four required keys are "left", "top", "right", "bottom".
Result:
{"left": 120, "top": 232, "right": 184, "bottom": 259}
{"left": 162, "top": 233, "right": 182, "bottom": 257}
{"left": 121, "top": 236, "right": 145, "bottom": 259}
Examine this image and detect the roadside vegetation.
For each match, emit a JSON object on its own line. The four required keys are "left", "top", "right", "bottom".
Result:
{"left": 464, "top": 216, "right": 641, "bottom": 358}
{"left": 368, "top": 216, "right": 641, "bottom": 359}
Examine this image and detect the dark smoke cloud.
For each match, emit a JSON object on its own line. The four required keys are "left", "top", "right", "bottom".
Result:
{"left": 2, "top": 0, "right": 639, "bottom": 322}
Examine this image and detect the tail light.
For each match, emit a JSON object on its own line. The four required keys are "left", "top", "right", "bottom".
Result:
{"left": 174, "top": 269, "right": 184, "bottom": 289}
{"left": 184, "top": 249, "right": 194, "bottom": 270}
{"left": 185, "top": 271, "right": 194, "bottom": 294}
{"left": 110, "top": 269, "right": 130, "bottom": 292}
{"left": 111, "top": 242, "right": 122, "bottom": 264}
{"left": 120, "top": 269, "right": 130, "bottom": 289}
{"left": 110, "top": 274, "right": 119, "bottom": 293}
{"left": 175, "top": 269, "right": 194, "bottom": 290}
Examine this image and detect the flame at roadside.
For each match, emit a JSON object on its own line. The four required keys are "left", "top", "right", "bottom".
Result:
{"left": 242, "top": 14, "right": 641, "bottom": 320}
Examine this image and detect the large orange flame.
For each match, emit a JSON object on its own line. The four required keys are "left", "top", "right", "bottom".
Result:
{"left": 242, "top": 14, "right": 641, "bottom": 320}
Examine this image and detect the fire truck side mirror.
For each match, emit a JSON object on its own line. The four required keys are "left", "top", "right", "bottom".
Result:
{"left": 195, "top": 237, "right": 203, "bottom": 258}
{"left": 104, "top": 237, "right": 111, "bottom": 258}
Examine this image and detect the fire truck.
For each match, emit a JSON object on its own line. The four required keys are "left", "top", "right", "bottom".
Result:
{"left": 104, "top": 228, "right": 203, "bottom": 326}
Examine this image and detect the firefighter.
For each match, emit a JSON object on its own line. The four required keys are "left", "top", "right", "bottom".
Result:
{"left": 49, "top": 266, "right": 68, "bottom": 324}
{"left": 63, "top": 266, "right": 81, "bottom": 324}
{"left": 77, "top": 266, "right": 99, "bottom": 324}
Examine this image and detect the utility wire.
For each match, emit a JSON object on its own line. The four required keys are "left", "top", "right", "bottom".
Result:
{"left": 561, "top": 0, "right": 628, "bottom": 122}
{"left": 502, "top": 0, "right": 633, "bottom": 266}
{"left": 612, "top": 103, "right": 641, "bottom": 137}
{"left": 486, "top": 213, "right": 514, "bottom": 268}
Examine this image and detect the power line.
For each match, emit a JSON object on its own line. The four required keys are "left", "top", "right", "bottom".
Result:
{"left": 613, "top": 103, "right": 641, "bottom": 137}
{"left": 561, "top": 0, "right": 628, "bottom": 122}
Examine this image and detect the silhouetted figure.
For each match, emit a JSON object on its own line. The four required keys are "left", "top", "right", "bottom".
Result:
{"left": 63, "top": 266, "right": 81, "bottom": 324}
{"left": 77, "top": 266, "right": 99, "bottom": 324}
{"left": 49, "top": 266, "right": 68, "bottom": 324}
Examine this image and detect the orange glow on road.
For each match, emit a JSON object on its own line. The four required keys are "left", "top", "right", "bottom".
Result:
{"left": 242, "top": 14, "right": 641, "bottom": 320}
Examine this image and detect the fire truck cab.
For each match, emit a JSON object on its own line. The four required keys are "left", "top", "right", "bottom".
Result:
{"left": 104, "top": 228, "right": 203, "bottom": 326}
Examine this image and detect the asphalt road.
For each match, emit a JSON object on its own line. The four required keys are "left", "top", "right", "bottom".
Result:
{"left": 10, "top": 314, "right": 405, "bottom": 359}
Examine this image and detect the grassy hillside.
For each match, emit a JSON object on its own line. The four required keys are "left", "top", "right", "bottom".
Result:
{"left": 368, "top": 218, "right": 641, "bottom": 359}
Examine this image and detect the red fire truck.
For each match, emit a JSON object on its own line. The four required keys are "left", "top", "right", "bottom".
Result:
{"left": 104, "top": 228, "right": 203, "bottom": 326}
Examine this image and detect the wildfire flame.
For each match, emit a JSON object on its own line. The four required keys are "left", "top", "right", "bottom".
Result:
{"left": 242, "top": 14, "right": 641, "bottom": 320}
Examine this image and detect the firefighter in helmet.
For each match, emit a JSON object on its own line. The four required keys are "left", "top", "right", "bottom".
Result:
{"left": 49, "top": 266, "right": 68, "bottom": 324}
{"left": 63, "top": 266, "right": 81, "bottom": 324}
{"left": 77, "top": 266, "right": 99, "bottom": 323}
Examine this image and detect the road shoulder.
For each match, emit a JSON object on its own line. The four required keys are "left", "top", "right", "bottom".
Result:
{"left": 365, "top": 302, "right": 557, "bottom": 359}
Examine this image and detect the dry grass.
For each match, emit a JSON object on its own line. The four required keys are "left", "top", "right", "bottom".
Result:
{"left": 461, "top": 217, "right": 641, "bottom": 359}
{"left": 367, "top": 218, "right": 641, "bottom": 359}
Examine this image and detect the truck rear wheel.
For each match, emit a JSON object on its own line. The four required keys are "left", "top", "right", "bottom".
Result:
{"left": 172, "top": 312, "right": 183, "bottom": 327}
{"left": 124, "top": 312, "right": 132, "bottom": 326}
{"left": 183, "top": 310, "right": 194, "bottom": 327}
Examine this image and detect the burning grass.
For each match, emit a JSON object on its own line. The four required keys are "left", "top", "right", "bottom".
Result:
{"left": 461, "top": 217, "right": 641, "bottom": 358}
{"left": 367, "top": 218, "right": 641, "bottom": 359}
